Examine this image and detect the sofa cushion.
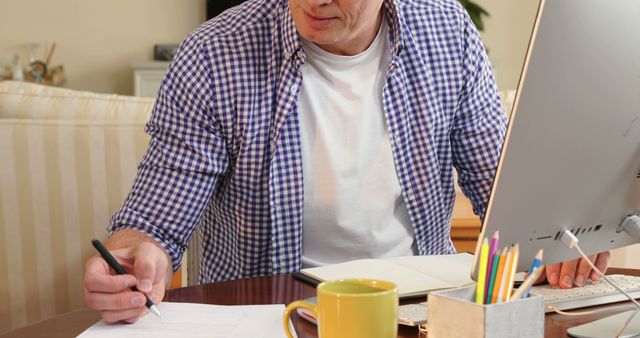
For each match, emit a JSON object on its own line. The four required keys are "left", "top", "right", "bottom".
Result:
{"left": 0, "top": 82, "right": 153, "bottom": 333}
{"left": 0, "top": 81, "right": 153, "bottom": 122}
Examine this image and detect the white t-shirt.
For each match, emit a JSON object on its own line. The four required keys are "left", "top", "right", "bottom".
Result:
{"left": 299, "top": 19, "right": 417, "bottom": 268}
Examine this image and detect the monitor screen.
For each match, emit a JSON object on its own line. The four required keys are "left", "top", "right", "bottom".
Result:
{"left": 473, "top": 0, "right": 640, "bottom": 274}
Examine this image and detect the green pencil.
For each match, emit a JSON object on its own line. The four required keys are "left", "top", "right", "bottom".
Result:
{"left": 485, "top": 250, "right": 501, "bottom": 304}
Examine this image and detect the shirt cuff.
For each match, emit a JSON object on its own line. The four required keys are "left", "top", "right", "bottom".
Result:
{"left": 108, "top": 218, "right": 185, "bottom": 272}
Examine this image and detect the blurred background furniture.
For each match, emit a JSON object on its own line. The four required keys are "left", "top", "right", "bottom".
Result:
{"left": 132, "top": 61, "right": 170, "bottom": 97}
{"left": 0, "top": 81, "right": 161, "bottom": 333}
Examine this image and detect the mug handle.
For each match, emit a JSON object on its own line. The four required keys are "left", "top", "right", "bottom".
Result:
{"left": 283, "top": 300, "right": 317, "bottom": 338}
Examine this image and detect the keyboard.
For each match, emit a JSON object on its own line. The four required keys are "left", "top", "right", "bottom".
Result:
{"left": 398, "top": 302, "right": 428, "bottom": 326}
{"left": 530, "top": 274, "right": 640, "bottom": 313}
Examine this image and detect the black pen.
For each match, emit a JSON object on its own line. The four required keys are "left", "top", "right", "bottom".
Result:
{"left": 91, "top": 239, "right": 162, "bottom": 318}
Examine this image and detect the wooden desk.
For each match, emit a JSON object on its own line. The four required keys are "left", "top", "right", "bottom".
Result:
{"left": 1, "top": 268, "right": 638, "bottom": 338}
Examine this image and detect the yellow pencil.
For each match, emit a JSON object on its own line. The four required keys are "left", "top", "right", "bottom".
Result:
{"left": 476, "top": 238, "right": 489, "bottom": 304}
{"left": 504, "top": 243, "right": 520, "bottom": 301}
{"left": 491, "top": 247, "right": 508, "bottom": 303}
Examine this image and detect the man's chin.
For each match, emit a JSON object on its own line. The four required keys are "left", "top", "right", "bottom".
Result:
{"left": 301, "top": 30, "right": 335, "bottom": 43}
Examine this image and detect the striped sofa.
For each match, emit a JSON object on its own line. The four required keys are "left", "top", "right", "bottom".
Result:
{"left": 0, "top": 81, "right": 153, "bottom": 333}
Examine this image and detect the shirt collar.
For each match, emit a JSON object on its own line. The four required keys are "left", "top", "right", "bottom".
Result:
{"left": 282, "top": 0, "right": 405, "bottom": 61}
{"left": 383, "top": 0, "right": 405, "bottom": 58}
{"left": 282, "top": 1, "right": 304, "bottom": 62}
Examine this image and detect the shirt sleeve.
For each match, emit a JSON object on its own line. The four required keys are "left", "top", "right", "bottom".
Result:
{"left": 108, "top": 31, "right": 229, "bottom": 272}
{"left": 451, "top": 12, "right": 508, "bottom": 221}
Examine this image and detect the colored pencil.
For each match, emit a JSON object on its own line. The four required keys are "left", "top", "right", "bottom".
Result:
{"left": 486, "top": 249, "right": 501, "bottom": 304}
{"left": 496, "top": 246, "right": 513, "bottom": 303}
{"left": 504, "top": 243, "right": 520, "bottom": 301}
{"left": 475, "top": 237, "right": 489, "bottom": 304}
{"left": 511, "top": 265, "right": 546, "bottom": 301}
{"left": 484, "top": 230, "right": 500, "bottom": 303}
{"left": 523, "top": 249, "right": 544, "bottom": 298}
{"left": 491, "top": 247, "right": 508, "bottom": 303}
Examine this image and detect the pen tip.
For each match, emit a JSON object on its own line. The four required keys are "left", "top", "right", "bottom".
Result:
{"left": 150, "top": 305, "right": 162, "bottom": 319}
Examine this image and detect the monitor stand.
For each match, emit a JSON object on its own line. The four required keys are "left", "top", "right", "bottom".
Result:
{"left": 567, "top": 310, "right": 640, "bottom": 338}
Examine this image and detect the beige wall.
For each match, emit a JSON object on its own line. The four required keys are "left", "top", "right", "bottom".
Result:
{"left": 612, "top": 244, "right": 640, "bottom": 269}
{"left": 0, "top": 0, "right": 205, "bottom": 95}
{"left": 477, "top": 0, "right": 541, "bottom": 92}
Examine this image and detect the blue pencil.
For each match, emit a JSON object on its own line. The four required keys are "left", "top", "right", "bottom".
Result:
{"left": 524, "top": 249, "right": 544, "bottom": 298}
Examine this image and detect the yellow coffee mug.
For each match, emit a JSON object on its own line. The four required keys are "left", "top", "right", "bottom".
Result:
{"left": 283, "top": 278, "right": 398, "bottom": 338}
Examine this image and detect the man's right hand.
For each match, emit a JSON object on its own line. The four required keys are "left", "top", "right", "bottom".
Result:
{"left": 84, "top": 230, "right": 172, "bottom": 324}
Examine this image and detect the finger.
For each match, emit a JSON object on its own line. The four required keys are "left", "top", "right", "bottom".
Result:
{"left": 546, "top": 263, "right": 562, "bottom": 286}
{"left": 149, "top": 283, "right": 165, "bottom": 305}
{"left": 559, "top": 259, "right": 580, "bottom": 289}
{"left": 84, "top": 256, "right": 137, "bottom": 293}
{"left": 85, "top": 290, "right": 148, "bottom": 311}
{"left": 132, "top": 242, "right": 165, "bottom": 293}
{"left": 590, "top": 251, "right": 612, "bottom": 281}
{"left": 574, "top": 255, "right": 596, "bottom": 287}
{"left": 100, "top": 306, "right": 148, "bottom": 324}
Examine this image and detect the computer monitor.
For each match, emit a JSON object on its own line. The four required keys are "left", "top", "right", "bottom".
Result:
{"left": 472, "top": 0, "right": 640, "bottom": 274}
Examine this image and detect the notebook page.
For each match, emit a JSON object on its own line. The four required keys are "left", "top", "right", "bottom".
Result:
{"left": 387, "top": 253, "right": 474, "bottom": 287}
{"left": 77, "top": 302, "right": 294, "bottom": 338}
{"left": 300, "top": 259, "right": 454, "bottom": 296}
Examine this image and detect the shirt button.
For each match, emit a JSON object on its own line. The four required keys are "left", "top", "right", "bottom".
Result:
{"left": 390, "top": 134, "right": 401, "bottom": 146}
{"left": 406, "top": 190, "right": 415, "bottom": 201}
{"left": 289, "top": 84, "right": 298, "bottom": 93}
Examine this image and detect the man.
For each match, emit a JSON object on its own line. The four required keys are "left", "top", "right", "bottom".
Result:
{"left": 84, "top": 0, "right": 609, "bottom": 324}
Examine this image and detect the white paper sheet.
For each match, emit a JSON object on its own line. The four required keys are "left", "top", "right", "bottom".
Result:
{"left": 77, "top": 302, "right": 295, "bottom": 338}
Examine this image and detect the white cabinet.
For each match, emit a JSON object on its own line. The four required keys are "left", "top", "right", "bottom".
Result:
{"left": 132, "top": 61, "right": 170, "bottom": 97}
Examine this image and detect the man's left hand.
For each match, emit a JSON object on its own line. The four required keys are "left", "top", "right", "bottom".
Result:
{"left": 539, "top": 251, "right": 611, "bottom": 288}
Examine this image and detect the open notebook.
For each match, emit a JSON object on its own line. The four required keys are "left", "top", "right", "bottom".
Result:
{"left": 295, "top": 253, "right": 474, "bottom": 299}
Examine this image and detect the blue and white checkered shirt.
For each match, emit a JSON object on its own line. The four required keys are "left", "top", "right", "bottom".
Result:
{"left": 109, "top": 0, "right": 507, "bottom": 283}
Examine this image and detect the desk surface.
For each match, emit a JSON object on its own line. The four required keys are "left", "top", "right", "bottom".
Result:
{"left": 1, "top": 268, "right": 638, "bottom": 338}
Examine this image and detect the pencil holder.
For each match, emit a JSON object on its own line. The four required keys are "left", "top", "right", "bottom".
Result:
{"left": 427, "top": 285, "right": 544, "bottom": 338}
